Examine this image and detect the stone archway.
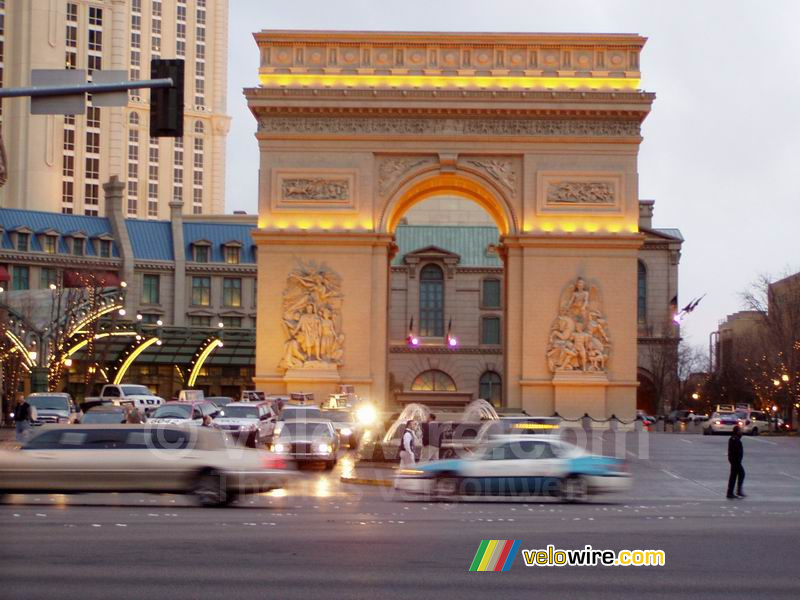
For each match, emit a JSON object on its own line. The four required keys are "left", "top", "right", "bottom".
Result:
{"left": 246, "top": 30, "right": 653, "bottom": 421}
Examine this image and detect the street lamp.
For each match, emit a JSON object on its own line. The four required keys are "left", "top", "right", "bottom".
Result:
{"left": 781, "top": 374, "right": 789, "bottom": 382}
{"left": 692, "top": 393, "right": 699, "bottom": 400}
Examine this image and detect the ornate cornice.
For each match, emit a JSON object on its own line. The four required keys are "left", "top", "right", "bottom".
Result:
{"left": 389, "top": 345, "right": 503, "bottom": 355}
{"left": 0, "top": 251, "right": 120, "bottom": 270}
{"left": 185, "top": 264, "right": 258, "bottom": 275}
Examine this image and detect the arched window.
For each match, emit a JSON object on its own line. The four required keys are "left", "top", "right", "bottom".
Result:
{"left": 194, "top": 120, "right": 204, "bottom": 135}
{"left": 419, "top": 264, "right": 444, "bottom": 337}
{"left": 129, "top": 112, "right": 139, "bottom": 125}
{"left": 637, "top": 261, "right": 647, "bottom": 324}
{"left": 479, "top": 371, "right": 502, "bottom": 405}
{"left": 411, "top": 369, "right": 456, "bottom": 392}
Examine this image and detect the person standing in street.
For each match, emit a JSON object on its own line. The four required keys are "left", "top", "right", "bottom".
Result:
{"left": 421, "top": 414, "right": 442, "bottom": 462}
{"left": 14, "top": 393, "right": 33, "bottom": 443}
{"left": 399, "top": 420, "right": 416, "bottom": 466}
{"left": 727, "top": 425, "right": 746, "bottom": 499}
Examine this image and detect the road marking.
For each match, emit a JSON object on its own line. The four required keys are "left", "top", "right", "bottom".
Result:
{"left": 661, "top": 469, "right": 683, "bottom": 480}
{"left": 626, "top": 450, "right": 638, "bottom": 458}
{"left": 779, "top": 472, "right": 800, "bottom": 481}
{"left": 747, "top": 437, "right": 778, "bottom": 446}
{"left": 678, "top": 438, "right": 693, "bottom": 444}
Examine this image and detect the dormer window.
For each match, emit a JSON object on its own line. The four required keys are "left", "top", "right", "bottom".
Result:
{"left": 193, "top": 243, "right": 210, "bottom": 263}
{"left": 16, "top": 233, "right": 30, "bottom": 252}
{"left": 72, "top": 238, "right": 84, "bottom": 256}
{"left": 224, "top": 245, "right": 240, "bottom": 264}
{"left": 43, "top": 236, "right": 58, "bottom": 254}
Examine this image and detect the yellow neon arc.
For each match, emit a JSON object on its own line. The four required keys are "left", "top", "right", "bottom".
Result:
{"left": 113, "top": 337, "right": 160, "bottom": 385}
{"left": 187, "top": 339, "right": 224, "bottom": 387}
{"left": 64, "top": 331, "right": 138, "bottom": 359}
{"left": 5, "top": 331, "right": 35, "bottom": 368}
{"left": 259, "top": 73, "right": 640, "bottom": 91}
{"left": 68, "top": 304, "right": 123, "bottom": 338}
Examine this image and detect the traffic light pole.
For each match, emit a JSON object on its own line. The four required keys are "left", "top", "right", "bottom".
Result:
{"left": 0, "top": 78, "right": 174, "bottom": 98}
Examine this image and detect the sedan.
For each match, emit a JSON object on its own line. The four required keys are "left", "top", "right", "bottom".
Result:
{"left": 322, "top": 409, "right": 361, "bottom": 448}
{"left": 272, "top": 419, "right": 340, "bottom": 469}
{"left": 394, "top": 435, "right": 630, "bottom": 502}
{"left": 703, "top": 412, "right": 744, "bottom": 435}
{"left": 0, "top": 425, "right": 292, "bottom": 507}
{"left": 80, "top": 406, "right": 136, "bottom": 425}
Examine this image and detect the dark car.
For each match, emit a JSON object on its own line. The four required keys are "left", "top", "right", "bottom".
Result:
{"left": 665, "top": 410, "right": 694, "bottom": 424}
{"left": 80, "top": 406, "right": 130, "bottom": 424}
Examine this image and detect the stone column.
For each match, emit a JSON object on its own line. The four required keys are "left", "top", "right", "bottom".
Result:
{"left": 104, "top": 176, "right": 135, "bottom": 315}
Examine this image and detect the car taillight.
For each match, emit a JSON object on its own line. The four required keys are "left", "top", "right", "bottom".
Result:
{"left": 262, "top": 456, "right": 287, "bottom": 470}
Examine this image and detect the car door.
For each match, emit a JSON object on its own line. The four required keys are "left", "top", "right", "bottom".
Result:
{"left": 458, "top": 443, "right": 518, "bottom": 495}
{"left": 2, "top": 429, "right": 69, "bottom": 491}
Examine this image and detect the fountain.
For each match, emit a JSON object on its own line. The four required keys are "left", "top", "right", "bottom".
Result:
{"left": 383, "top": 402, "right": 431, "bottom": 442}
{"left": 462, "top": 399, "right": 499, "bottom": 422}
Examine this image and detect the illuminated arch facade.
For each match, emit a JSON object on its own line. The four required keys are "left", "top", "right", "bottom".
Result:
{"left": 247, "top": 30, "right": 655, "bottom": 420}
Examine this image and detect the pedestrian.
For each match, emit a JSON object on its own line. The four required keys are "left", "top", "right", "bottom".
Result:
{"left": 421, "top": 414, "right": 442, "bottom": 462}
{"left": 399, "top": 419, "right": 416, "bottom": 466}
{"left": 726, "top": 425, "right": 746, "bottom": 499}
{"left": 201, "top": 414, "right": 214, "bottom": 427}
{"left": 14, "top": 393, "right": 33, "bottom": 443}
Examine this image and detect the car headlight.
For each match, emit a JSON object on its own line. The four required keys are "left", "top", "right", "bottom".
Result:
{"left": 340, "top": 427, "right": 353, "bottom": 437}
{"left": 274, "top": 443, "right": 289, "bottom": 453}
{"left": 715, "top": 420, "right": 721, "bottom": 425}
{"left": 399, "top": 469, "right": 424, "bottom": 476}
{"left": 317, "top": 443, "right": 332, "bottom": 454}
{"left": 355, "top": 404, "right": 377, "bottom": 426}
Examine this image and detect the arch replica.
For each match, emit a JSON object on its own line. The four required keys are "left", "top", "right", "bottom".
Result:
{"left": 246, "top": 31, "right": 654, "bottom": 420}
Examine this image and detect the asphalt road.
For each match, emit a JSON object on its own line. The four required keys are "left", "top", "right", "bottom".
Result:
{"left": 2, "top": 433, "right": 798, "bottom": 600}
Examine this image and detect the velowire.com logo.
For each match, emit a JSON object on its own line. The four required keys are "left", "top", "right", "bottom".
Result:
{"left": 469, "top": 540, "right": 521, "bottom": 571}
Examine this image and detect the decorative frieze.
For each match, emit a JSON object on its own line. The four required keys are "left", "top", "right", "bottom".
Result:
{"left": 258, "top": 116, "right": 640, "bottom": 138}
{"left": 547, "top": 181, "right": 615, "bottom": 204}
{"left": 536, "top": 172, "right": 624, "bottom": 215}
{"left": 377, "top": 156, "right": 435, "bottom": 196}
{"left": 465, "top": 158, "right": 518, "bottom": 194}
{"left": 272, "top": 170, "right": 357, "bottom": 211}
{"left": 281, "top": 178, "right": 350, "bottom": 201}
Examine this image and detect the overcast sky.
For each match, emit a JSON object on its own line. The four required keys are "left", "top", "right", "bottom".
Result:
{"left": 225, "top": 0, "right": 800, "bottom": 350}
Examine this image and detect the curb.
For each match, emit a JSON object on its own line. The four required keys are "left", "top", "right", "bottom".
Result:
{"left": 340, "top": 475, "right": 394, "bottom": 487}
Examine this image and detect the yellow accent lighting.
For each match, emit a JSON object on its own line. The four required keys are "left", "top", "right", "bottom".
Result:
{"left": 511, "top": 422, "right": 560, "bottom": 430}
{"left": 5, "top": 331, "right": 35, "bottom": 368}
{"left": 187, "top": 338, "right": 224, "bottom": 387}
{"left": 65, "top": 331, "right": 137, "bottom": 358}
{"left": 68, "top": 304, "right": 123, "bottom": 337}
{"left": 113, "top": 337, "right": 160, "bottom": 385}
{"left": 259, "top": 73, "right": 640, "bottom": 92}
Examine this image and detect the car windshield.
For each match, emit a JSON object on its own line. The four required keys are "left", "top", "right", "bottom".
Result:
{"left": 120, "top": 385, "right": 152, "bottom": 396}
{"left": 279, "top": 422, "right": 331, "bottom": 438}
{"left": 224, "top": 406, "right": 259, "bottom": 419}
{"left": 28, "top": 396, "right": 69, "bottom": 411}
{"left": 151, "top": 404, "right": 192, "bottom": 419}
{"left": 281, "top": 407, "right": 321, "bottom": 420}
{"left": 322, "top": 411, "right": 353, "bottom": 423}
{"left": 719, "top": 412, "right": 736, "bottom": 418}
{"left": 82, "top": 410, "right": 124, "bottom": 424}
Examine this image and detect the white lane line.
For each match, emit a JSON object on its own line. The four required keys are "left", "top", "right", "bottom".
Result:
{"left": 747, "top": 437, "right": 778, "bottom": 446}
{"left": 779, "top": 471, "right": 800, "bottom": 481}
{"left": 678, "top": 438, "right": 693, "bottom": 444}
{"left": 626, "top": 450, "right": 638, "bottom": 458}
{"left": 661, "top": 469, "right": 683, "bottom": 480}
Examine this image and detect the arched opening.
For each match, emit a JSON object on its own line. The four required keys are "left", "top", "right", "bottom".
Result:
{"left": 411, "top": 369, "right": 456, "bottom": 392}
{"left": 386, "top": 172, "right": 508, "bottom": 408}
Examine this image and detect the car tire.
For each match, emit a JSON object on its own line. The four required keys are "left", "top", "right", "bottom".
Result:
{"left": 751, "top": 428, "right": 758, "bottom": 436}
{"left": 560, "top": 475, "right": 588, "bottom": 503}
{"left": 324, "top": 460, "right": 335, "bottom": 470}
{"left": 433, "top": 475, "right": 460, "bottom": 498}
{"left": 192, "top": 469, "right": 232, "bottom": 507}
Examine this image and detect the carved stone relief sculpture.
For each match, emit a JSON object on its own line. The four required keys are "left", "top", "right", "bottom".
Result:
{"left": 377, "top": 156, "right": 433, "bottom": 196}
{"left": 278, "top": 261, "right": 345, "bottom": 371}
{"left": 546, "top": 277, "right": 611, "bottom": 373}
{"left": 281, "top": 178, "right": 350, "bottom": 201}
{"left": 546, "top": 181, "right": 615, "bottom": 204}
{"left": 466, "top": 158, "right": 517, "bottom": 194}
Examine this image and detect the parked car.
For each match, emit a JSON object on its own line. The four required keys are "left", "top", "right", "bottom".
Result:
{"left": 703, "top": 412, "right": 744, "bottom": 435}
{"left": 736, "top": 410, "right": 770, "bottom": 436}
{"left": 0, "top": 425, "right": 292, "bottom": 506}
{"left": 272, "top": 419, "right": 340, "bottom": 469}
{"left": 213, "top": 401, "right": 276, "bottom": 447}
{"left": 147, "top": 400, "right": 219, "bottom": 425}
{"left": 84, "top": 384, "right": 164, "bottom": 416}
{"left": 394, "top": 435, "right": 630, "bottom": 502}
{"left": 322, "top": 409, "right": 361, "bottom": 448}
{"left": 80, "top": 405, "right": 135, "bottom": 424}
{"left": 26, "top": 393, "right": 81, "bottom": 426}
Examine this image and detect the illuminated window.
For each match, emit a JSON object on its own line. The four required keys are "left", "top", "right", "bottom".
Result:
{"left": 419, "top": 264, "right": 444, "bottom": 337}
{"left": 191, "top": 276, "right": 211, "bottom": 306}
{"left": 223, "top": 278, "right": 241, "bottom": 307}
{"left": 411, "top": 369, "right": 456, "bottom": 392}
{"left": 479, "top": 371, "right": 502, "bottom": 405}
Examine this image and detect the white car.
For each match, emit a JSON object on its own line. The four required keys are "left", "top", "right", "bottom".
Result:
{"left": 26, "top": 393, "right": 81, "bottom": 425}
{"left": 0, "top": 424, "right": 294, "bottom": 506}
{"left": 394, "top": 435, "right": 630, "bottom": 502}
{"left": 738, "top": 410, "right": 770, "bottom": 436}
{"left": 703, "top": 412, "right": 744, "bottom": 435}
{"left": 213, "top": 401, "right": 276, "bottom": 447}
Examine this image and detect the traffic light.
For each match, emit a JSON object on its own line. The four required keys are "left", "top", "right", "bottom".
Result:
{"left": 149, "top": 59, "right": 184, "bottom": 138}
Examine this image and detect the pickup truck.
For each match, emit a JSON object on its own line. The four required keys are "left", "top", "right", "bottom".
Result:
{"left": 84, "top": 384, "right": 165, "bottom": 416}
